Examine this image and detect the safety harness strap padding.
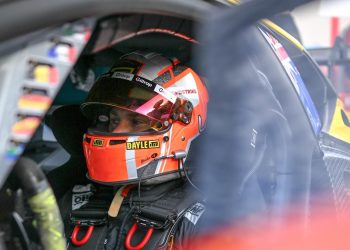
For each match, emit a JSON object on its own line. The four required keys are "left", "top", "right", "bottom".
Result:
{"left": 108, "top": 185, "right": 127, "bottom": 217}
{"left": 109, "top": 181, "right": 204, "bottom": 250}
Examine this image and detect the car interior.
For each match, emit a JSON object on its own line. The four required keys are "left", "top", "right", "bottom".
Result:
{"left": 20, "top": 13, "right": 322, "bottom": 225}
{"left": 0, "top": 2, "right": 347, "bottom": 248}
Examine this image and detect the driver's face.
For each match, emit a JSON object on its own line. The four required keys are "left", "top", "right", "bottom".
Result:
{"left": 109, "top": 109, "right": 151, "bottom": 133}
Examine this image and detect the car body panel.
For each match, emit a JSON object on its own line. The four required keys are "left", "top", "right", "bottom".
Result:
{"left": 328, "top": 99, "right": 350, "bottom": 143}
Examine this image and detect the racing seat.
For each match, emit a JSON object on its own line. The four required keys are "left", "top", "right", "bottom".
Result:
{"left": 47, "top": 105, "right": 90, "bottom": 201}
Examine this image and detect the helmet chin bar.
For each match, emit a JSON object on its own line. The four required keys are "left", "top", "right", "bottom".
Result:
{"left": 137, "top": 151, "right": 187, "bottom": 190}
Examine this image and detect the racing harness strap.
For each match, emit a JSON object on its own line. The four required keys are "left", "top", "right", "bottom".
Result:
{"left": 67, "top": 181, "right": 204, "bottom": 249}
{"left": 69, "top": 185, "right": 113, "bottom": 247}
{"left": 120, "top": 180, "right": 204, "bottom": 250}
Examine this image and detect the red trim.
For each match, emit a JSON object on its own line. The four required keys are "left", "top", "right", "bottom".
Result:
{"left": 49, "top": 67, "right": 58, "bottom": 84}
{"left": 157, "top": 65, "right": 173, "bottom": 77}
{"left": 276, "top": 46, "right": 289, "bottom": 61}
{"left": 125, "top": 223, "right": 154, "bottom": 250}
{"left": 94, "top": 29, "right": 198, "bottom": 53}
{"left": 136, "top": 62, "right": 145, "bottom": 76}
{"left": 69, "top": 48, "right": 77, "bottom": 63}
{"left": 71, "top": 225, "right": 94, "bottom": 246}
{"left": 84, "top": 31, "right": 92, "bottom": 42}
{"left": 163, "top": 68, "right": 192, "bottom": 88}
{"left": 331, "top": 17, "right": 340, "bottom": 46}
{"left": 121, "top": 185, "right": 135, "bottom": 197}
{"left": 172, "top": 58, "right": 181, "bottom": 65}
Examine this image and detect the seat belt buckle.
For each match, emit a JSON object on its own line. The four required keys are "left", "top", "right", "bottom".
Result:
{"left": 69, "top": 210, "right": 108, "bottom": 246}
{"left": 70, "top": 210, "right": 108, "bottom": 226}
{"left": 132, "top": 207, "right": 177, "bottom": 230}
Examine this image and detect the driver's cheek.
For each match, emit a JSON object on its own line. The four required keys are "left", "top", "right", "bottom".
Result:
{"left": 112, "top": 120, "right": 133, "bottom": 133}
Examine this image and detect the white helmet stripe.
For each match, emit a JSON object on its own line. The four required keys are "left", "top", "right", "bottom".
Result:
{"left": 125, "top": 136, "right": 138, "bottom": 179}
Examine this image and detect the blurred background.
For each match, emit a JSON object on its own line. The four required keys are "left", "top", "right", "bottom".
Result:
{"left": 293, "top": 0, "right": 350, "bottom": 48}
{"left": 291, "top": 0, "right": 350, "bottom": 111}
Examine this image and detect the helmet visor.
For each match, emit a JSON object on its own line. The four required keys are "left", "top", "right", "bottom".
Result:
{"left": 81, "top": 75, "right": 177, "bottom": 132}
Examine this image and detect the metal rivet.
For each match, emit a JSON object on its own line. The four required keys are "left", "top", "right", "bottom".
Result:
{"left": 182, "top": 116, "right": 189, "bottom": 124}
{"left": 181, "top": 136, "right": 185, "bottom": 141}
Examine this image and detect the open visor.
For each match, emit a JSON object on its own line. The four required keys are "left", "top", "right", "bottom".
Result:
{"left": 81, "top": 73, "right": 189, "bottom": 133}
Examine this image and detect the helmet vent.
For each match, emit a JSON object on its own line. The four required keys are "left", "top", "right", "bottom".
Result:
{"left": 109, "top": 140, "right": 126, "bottom": 145}
{"left": 85, "top": 137, "right": 91, "bottom": 143}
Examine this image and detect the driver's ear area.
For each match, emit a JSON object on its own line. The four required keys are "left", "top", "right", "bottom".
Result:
{"left": 50, "top": 105, "right": 89, "bottom": 157}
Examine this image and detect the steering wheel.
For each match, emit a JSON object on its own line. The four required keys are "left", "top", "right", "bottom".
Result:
{"left": 13, "top": 157, "right": 66, "bottom": 250}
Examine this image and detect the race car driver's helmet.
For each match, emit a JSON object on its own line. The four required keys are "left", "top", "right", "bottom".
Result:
{"left": 80, "top": 51, "right": 208, "bottom": 185}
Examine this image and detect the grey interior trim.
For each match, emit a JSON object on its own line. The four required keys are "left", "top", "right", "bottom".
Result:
{"left": 0, "top": 0, "right": 215, "bottom": 42}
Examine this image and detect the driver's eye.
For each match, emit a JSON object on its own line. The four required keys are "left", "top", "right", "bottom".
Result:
{"left": 131, "top": 117, "right": 150, "bottom": 129}
{"left": 108, "top": 112, "right": 121, "bottom": 131}
{"left": 109, "top": 113, "right": 120, "bottom": 124}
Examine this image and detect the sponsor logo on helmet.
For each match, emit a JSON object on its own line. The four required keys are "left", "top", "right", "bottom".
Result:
{"left": 112, "top": 72, "right": 134, "bottom": 81}
{"left": 173, "top": 89, "right": 197, "bottom": 95}
{"left": 134, "top": 76, "right": 153, "bottom": 88}
{"left": 126, "top": 140, "right": 160, "bottom": 150}
{"left": 141, "top": 156, "right": 151, "bottom": 163}
{"left": 93, "top": 138, "right": 104, "bottom": 147}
